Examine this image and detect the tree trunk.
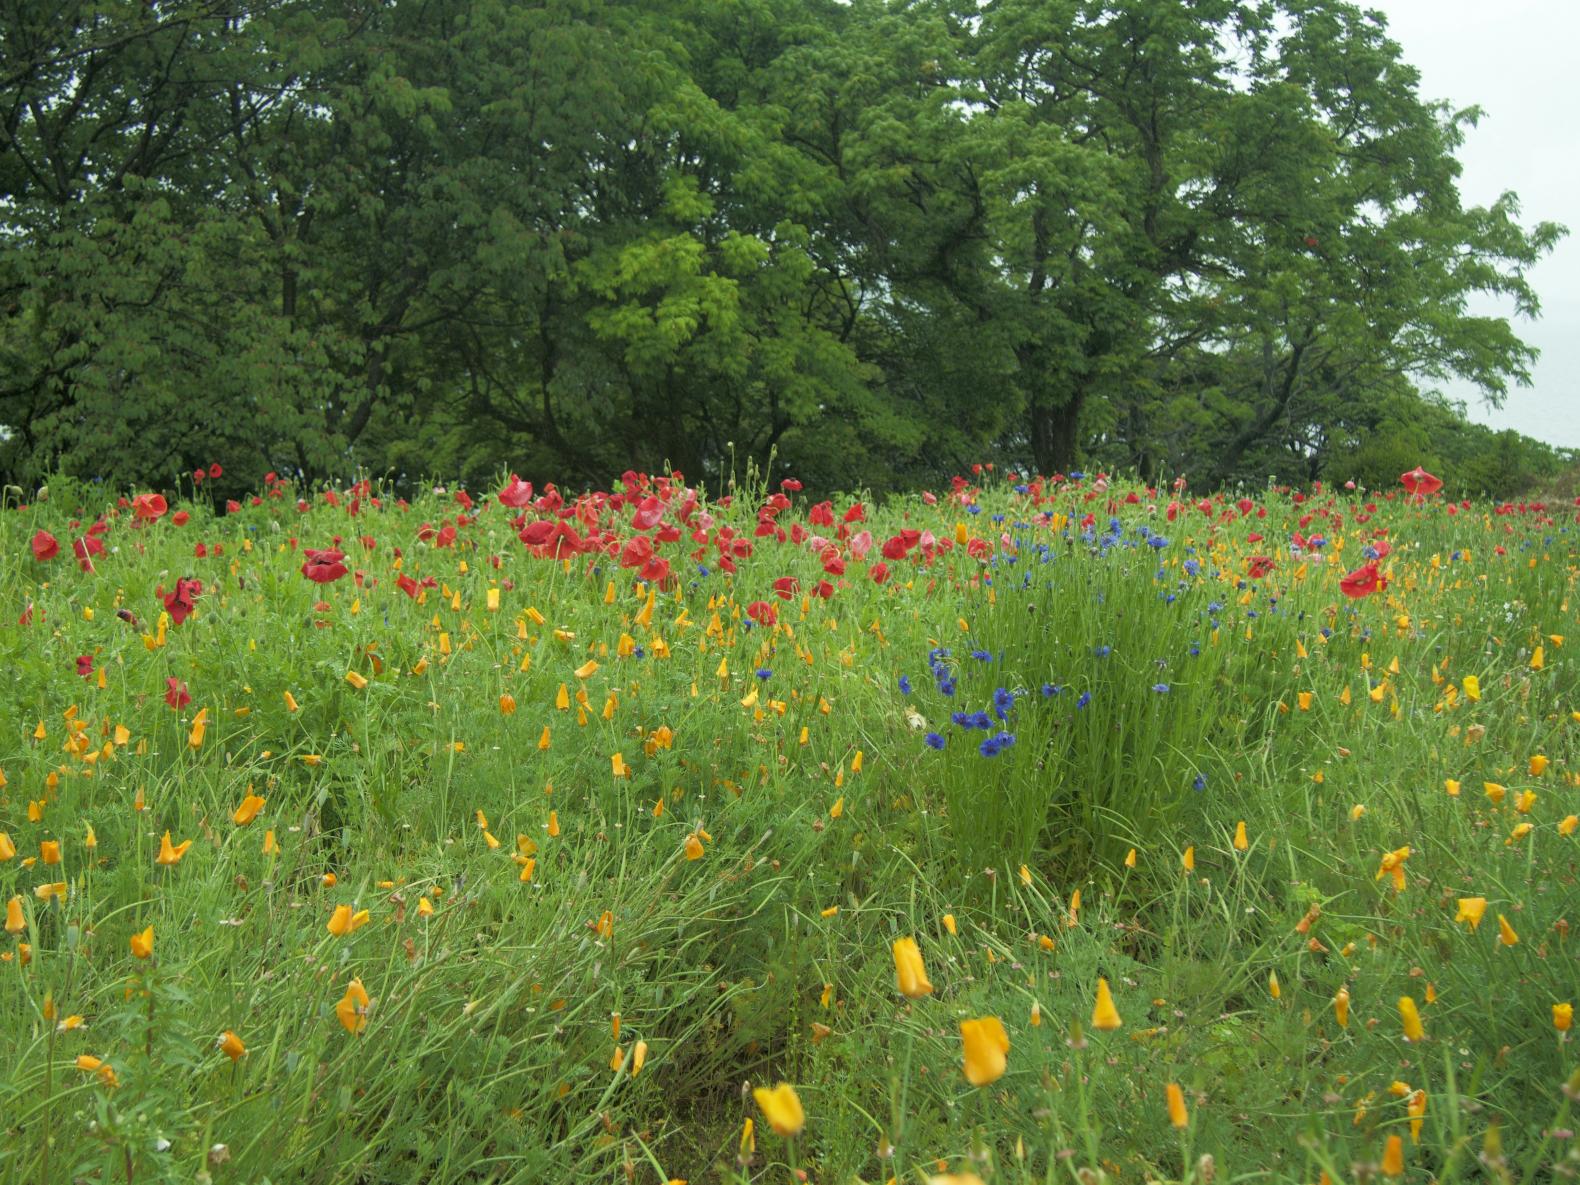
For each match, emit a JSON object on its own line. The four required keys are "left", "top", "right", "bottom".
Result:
{"left": 1030, "top": 388, "right": 1084, "bottom": 475}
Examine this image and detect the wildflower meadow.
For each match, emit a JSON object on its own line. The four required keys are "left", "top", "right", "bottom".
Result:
{"left": 2, "top": 464, "right": 1576, "bottom": 1185}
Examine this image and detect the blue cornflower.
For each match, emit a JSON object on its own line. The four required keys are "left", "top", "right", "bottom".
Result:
{"left": 1094, "top": 646, "right": 1111, "bottom": 658}
{"left": 924, "top": 732, "right": 946, "bottom": 751}
{"left": 1076, "top": 691, "right": 1092, "bottom": 709}
{"left": 756, "top": 668, "right": 773, "bottom": 680}
{"left": 1041, "top": 683, "right": 1062, "bottom": 697}
{"left": 978, "top": 732, "right": 1016, "bottom": 757}
{"left": 1193, "top": 773, "right": 1208, "bottom": 791}
{"left": 898, "top": 675, "right": 912, "bottom": 694}
{"left": 1148, "top": 535, "right": 1168, "bottom": 549}
{"left": 1183, "top": 559, "right": 1201, "bottom": 577}
{"left": 1152, "top": 683, "right": 1170, "bottom": 693}
{"left": 992, "top": 687, "right": 1015, "bottom": 720}
{"left": 970, "top": 649, "right": 993, "bottom": 661}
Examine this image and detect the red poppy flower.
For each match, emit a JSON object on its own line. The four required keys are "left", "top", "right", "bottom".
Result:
{"left": 771, "top": 576, "right": 800, "bottom": 600}
{"left": 160, "top": 578, "right": 202, "bottom": 625}
{"left": 1400, "top": 467, "right": 1442, "bottom": 497}
{"left": 132, "top": 493, "right": 168, "bottom": 522}
{"left": 498, "top": 475, "right": 534, "bottom": 508}
{"left": 73, "top": 535, "right": 104, "bottom": 573}
{"left": 632, "top": 497, "right": 664, "bottom": 531}
{"left": 31, "top": 530, "right": 59, "bottom": 561}
{"left": 165, "top": 677, "right": 191, "bottom": 710}
{"left": 209, "top": 463, "right": 223, "bottom": 479}
{"left": 76, "top": 655, "right": 93, "bottom": 678}
{"left": 881, "top": 535, "right": 912, "bottom": 560}
{"left": 869, "top": 561, "right": 891, "bottom": 584}
{"left": 1339, "top": 561, "right": 1386, "bottom": 598}
{"left": 519, "top": 519, "right": 582, "bottom": 557}
{"left": 619, "top": 536, "right": 653, "bottom": 569}
{"left": 396, "top": 574, "right": 420, "bottom": 598}
{"left": 808, "top": 501, "right": 834, "bottom": 527}
{"left": 171, "top": 510, "right": 190, "bottom": 526}
{"left": 1248, "top": 555, "right": 1276, "bottom": 579}
{"left": 301, "top": 548, "right": 349, "bottom": 583}
{"left": 746, "top": 601, "right": 777, "bottom": 627}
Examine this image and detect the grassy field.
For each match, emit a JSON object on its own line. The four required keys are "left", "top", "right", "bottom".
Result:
{"left": 2, "top": 466, "right": 1576, "bottom": 1185}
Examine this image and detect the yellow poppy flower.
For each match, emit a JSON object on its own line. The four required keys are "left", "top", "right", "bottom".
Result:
{"left": 1091, "top": 977, "right": 1122, "bottom": 1031}
{"left": 155, "top": 831, "right": 192, "bottom": 866}
{"left": 751, "top": 1082, "right": 805, "bottom": 1138}
{"left": 336, "top": 978, "right": 370, "bottom": 1034}
{"left": 893, "top": 937, "right": 933, "bottom": 999}
{"left": 218, "top": 1031, "right": 246, "bottom": 1061}
{"left": 1399, "top": 996, "right": 1425, "bottom": 1042}
{"left": 959, "top": 1015, "right": 1010, "bottom": 1086}
{"left": 326, "top": 904, "right": 370, "bottom": 937}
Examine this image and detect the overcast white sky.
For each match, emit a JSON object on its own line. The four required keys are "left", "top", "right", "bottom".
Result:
{"left": 1369, "top": 0, "right": 1578, "bottom": 447}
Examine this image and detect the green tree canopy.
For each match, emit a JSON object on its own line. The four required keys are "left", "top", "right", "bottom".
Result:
{"left": 1, "top": 0, "right": 1567, "bottom": 495}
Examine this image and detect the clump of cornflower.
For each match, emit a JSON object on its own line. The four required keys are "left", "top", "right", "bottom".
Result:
{"left": 979, "top": 732, "right": 1016, "bottom": 757}
{"left": 924, "top": 732, "right": 946, "bottom": 751}
{"left": 992, "top": 687, "right": 1015, "bottom": 720}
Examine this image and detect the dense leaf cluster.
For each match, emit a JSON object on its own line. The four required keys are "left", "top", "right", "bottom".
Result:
{"left": 0, "top": 0, "right": 1568, "bottom": 495}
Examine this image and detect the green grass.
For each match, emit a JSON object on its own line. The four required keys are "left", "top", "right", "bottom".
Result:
{"left": 1, "top": 470, "right": 1576, "bottom": 1184}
